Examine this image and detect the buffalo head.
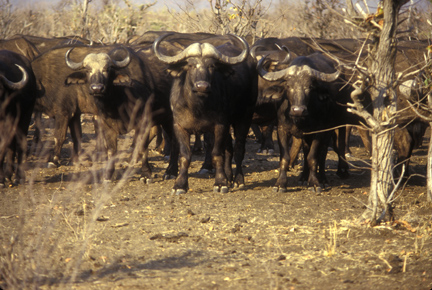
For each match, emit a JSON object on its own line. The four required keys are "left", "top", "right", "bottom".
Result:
{"left": 65, "top": 47, "right": 131, "bottom": 96}
{"left": 257, "top": 54, "right": 340, "bottom": 119}
{"left": 153, "top": 33, "right": 249, "bottom": 96}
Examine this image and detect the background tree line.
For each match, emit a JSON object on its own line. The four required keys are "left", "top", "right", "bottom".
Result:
{"left": 1, "top": 0, "right": 431, "bottom": 43}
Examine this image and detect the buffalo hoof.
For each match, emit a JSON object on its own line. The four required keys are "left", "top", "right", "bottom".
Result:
{"left": 198, "top": 168, "right": 214, "bottom": 175}
{"left": 233, "top": 183, "right": 245, "bottom": 189}
{"left": 308, "top": 186, "right": 322, "bottom": 194}
{"left": 272, "top": 186, "right": 287, "bottom": 193}
{"left": 213, "top": 186, "right": 229, "bottom": 193}
{"left": 103, "top": 179, "right": 112, "bottom": 184}
{"left": 171, "top": 188, "right": 187, "bottom": 195}
{"left": 140, "top": 177, "right": 153, "bottom": 184}
{"left": 163, "top": 174, "right": 176, "bottom": 180}
{"left": 12, "top": 178, "right": 23, "bottom": 186}
{"left": 47, "top": 162, "right": 58, "bottom": 169}
{"left": 0, "top": 183, "right": 5, "bottom": 189}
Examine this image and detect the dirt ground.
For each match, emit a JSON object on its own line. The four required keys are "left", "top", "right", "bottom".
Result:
{"left": 1, "top": 115, "right": 432, "bottom": 290}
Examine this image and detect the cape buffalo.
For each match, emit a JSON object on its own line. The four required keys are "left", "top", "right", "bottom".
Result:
{"left": 153, "top": 33, "right": 258, "bottom": 194}
{"left": 0, "top": 50, "right": 36, "bottom": 187}
{"left": 31, "top": 44, "right": 158, "bottom": 181}
{"left": 257, "top": 52, "right": 352, "bottom": 192}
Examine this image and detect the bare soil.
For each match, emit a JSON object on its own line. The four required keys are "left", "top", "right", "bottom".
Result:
{"left": 1, "top": 115, "right": 431, "bottom": 290}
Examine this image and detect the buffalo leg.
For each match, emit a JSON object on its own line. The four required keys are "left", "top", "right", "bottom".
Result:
{"left": 51, "top": 115, "right": 70, "bottom": 167}
{"left": 198, "top": 132, "right": 214, "bottom": 174}
{"left": 12, "top": 131, "right": 28, "bottom": 185}
{"left": 251, "top": 123, "right": 263, "bottom": 144}
{"left": 68, "top": 113, "right": 82, "bottom": 164}
{"left": 304, "top": 136, "right": 322, "bottom": 192}
{"left": 161, "top": 121, "right": 178, "bottom": 179}
{"left": 394, "top": 127, "right": 413, "bottom": 178}
{"left": 172, "top": 124, "right": 191, "bottom": 194}
{"left": 289, "top": 136, "right": 302, "bottom": 170}
{"left": 137, "top": 129, "right": 153, "bottom": 184}
{"left": 192, "top": 133, "right": 203, "bottom": 153}
{"left": 274, "top": 124, "right": 291, "bottom": 192}
{"left": 232, "top": 121, "right": 250, "bottom": 189}
{"left": 345, "top": 125, "right": 353, "bottom": 157}
{"left": 260, "top": 124, "right": 275, "bottom": 154}
{"left": 333, "top": 128, "right": 350, "bottom": 179}
{"left": 0, "top": 150, "right": 5, "bottom": 187}
{"left": 212, "top": 125, "right": 229, "bottom": 193}
{"left": 101, "top": 124, "right": 118, "bottom": 181}
{"left": 358, "top": 127, "right": 372, "bottom": 157}
{"left": 224, "top": 133, "right": 233, "bottom": 186}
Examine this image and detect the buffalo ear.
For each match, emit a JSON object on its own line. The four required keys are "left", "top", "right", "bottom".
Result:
{"left": 167, "top": 62, "right": 187, "bottom": 78}
{"left": 261, "top": 85, "right": 284, "bottom": 101}
{"left": 167, "top": 68, "right": 182, "bottom": 78}
{"left": 113, "top": 74, "right": 131, "bottom": 85}
{"left": 65, "top": 72, "right": 86, "bottom": 85}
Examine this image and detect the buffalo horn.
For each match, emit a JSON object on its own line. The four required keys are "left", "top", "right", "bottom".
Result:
{"left": 153, "top": 33, "right": 192, "bottom": 64}
{"left": 306, "top": 66, "right": 340, "bottom": 82}
{"left": 257, "top": 55, "right": 289, "bottom": 81}
{"left": 110, "top": 47, "right": 131, "bottom": 68}
{"left": 258, "top": 57, "right": 340, "bottom": 82}
{"left": 154, "top": 33, "right": 249, "bottom": 65}
{"left": 0, "top": 64, "right": 28, "bottom": 90}
{"left": 206, "top": 34, "right": 249, "bottom": 65}
{"left": 275, "top": 44, "right": 292, "bottom": 64}
{"left": 65, "top": 47, "right": 83, "bottom": 70}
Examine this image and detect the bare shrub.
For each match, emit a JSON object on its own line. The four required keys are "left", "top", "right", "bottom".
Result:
{"left": 168, "top": 0, "right": 277, "bottom": 42}
{"left": 0, "top": 100, "right": 153, "bottom": 288}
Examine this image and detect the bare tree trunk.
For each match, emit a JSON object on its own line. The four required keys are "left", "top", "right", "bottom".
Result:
{"left": 81, "top": 0, "right": 90, "bottom": 38}
{"left": 347, "top": 0, "right": 409, "bottom": 224}
{"left": 428, "top": 121, "right": 432, "bottom": 202}
{"left": 366, "top": 129, "right": 395, "bottom": 223}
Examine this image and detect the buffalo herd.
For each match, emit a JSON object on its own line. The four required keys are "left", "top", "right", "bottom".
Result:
{"left": 0, "top": 32, "right": 429, "bottom": 193}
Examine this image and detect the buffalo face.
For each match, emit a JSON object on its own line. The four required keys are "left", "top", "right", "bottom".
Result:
{"left": 257, "top": 55, "right": 340, "bottom": 123}
{"left": 153, "top": 33, "right": 249, "bottom": 99}
{"left": 186, "top": 57, "right": 215, "bottom": 96}
{"left": 65, "top": 47, "right": 131, "bottom": 96}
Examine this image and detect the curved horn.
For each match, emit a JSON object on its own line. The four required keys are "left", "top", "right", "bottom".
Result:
{"left": 153, "top": 33, "right": 195, "bottom": 64}
{"left": 205, "top": 34, "right": 249, "bottom": 65}
{"left": 306, "top": 66, "right": 340, "bottom": 82}
{"left": 257, "top": 55, "right": 291, "bottom": 82}
{"left": 0, "top": 64, "right": 28, "bottom": 90}
{"left": 250, "top": 45, "right": 265, "bottom": 59}
{"left": 111, "top": 47, "right": 131, "bottom": 68}
{"left": 65, "top": 47, "right": 83, "bottom": 70}
{"left": 275, "top": 44, "right": 292, "bottom": 64}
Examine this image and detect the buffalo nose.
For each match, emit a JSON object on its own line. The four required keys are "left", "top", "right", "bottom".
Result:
{"left": 290, "top": 105, "right": 308, "bottom": 117}
{"left": 194, "top": 81, "right": 211, "bottom": 93}
{"left": 90, "top": 83, "right": 105, "bottom": 94}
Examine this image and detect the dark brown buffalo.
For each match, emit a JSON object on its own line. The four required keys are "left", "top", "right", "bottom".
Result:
{"left": 153, "top": 33, "right": 258, "bottom": 194}
{"left": 257, "top": 52, "right": 354, "bottom": 192}
{"left": 31, "top": 44, "right": 159, "bottom": 181}
{"left": 0, "top": 50, "right": 36, "bottom": 187}
{"left": 249, "top": 44, "right": 298, "bottom": 156}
